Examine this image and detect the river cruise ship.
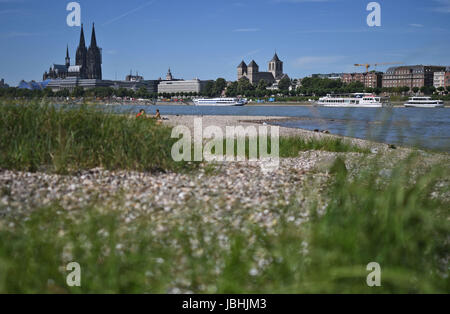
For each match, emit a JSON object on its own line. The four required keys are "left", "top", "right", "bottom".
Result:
{"left": 404, "top": 97, "right": 444, "bottom": 108}
{"left": 193, "top": 98, "right": 247, "bottom": 106}
{"left": 316, "top": 93, "right": 391, "bottom": 108}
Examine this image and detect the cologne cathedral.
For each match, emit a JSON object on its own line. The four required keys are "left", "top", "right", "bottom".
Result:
{"left": 43, "top": 23, "right": 102, "bottom": 81}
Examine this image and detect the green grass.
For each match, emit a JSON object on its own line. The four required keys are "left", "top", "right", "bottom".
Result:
{"left": 211, "top": 136, "right": 368, "bottom": 160}
{"left": 0, "top": 155, "right": 447, "bottom": 293}
{"left": 279, "top": 136, "right": 369, "bottom": 156}
{"left": 0, "top": 102, "right": 193, "bottom": 173}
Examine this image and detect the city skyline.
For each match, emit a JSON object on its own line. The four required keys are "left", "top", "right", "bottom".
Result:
{"left": 1, "top": 0, "right": 450, "bottom": 86}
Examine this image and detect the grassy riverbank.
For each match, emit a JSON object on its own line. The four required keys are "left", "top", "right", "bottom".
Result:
{"left": 0, "top": 102, "right": 192, "bottom": 173}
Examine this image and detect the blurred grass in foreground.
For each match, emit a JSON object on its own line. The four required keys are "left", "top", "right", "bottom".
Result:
{"left": 0, "top": 155, "right": 447, "bottom": 293}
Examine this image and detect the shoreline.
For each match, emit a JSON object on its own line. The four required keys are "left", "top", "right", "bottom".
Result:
{"left": 162, "top": 114, "right": 413, "bottom": 153}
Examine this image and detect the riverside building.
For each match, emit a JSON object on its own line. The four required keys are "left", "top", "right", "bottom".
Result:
{"left": 342, "top": 72, "right": 383, "bottom": 88}
{"left": 382, "top": 65, "right": 446, "bottom": 89}
{"left": 157, "top": 79, "right": 211, "bottom": 94}
{"left": 434, "top": 72, "right": 445, "bottom": 89}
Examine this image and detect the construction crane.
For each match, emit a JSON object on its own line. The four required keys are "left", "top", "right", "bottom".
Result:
{"left": 354, "top": 62, "right": 404, "bottom": 73}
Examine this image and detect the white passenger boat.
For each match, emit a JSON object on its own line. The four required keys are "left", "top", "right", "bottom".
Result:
{"left": 404, "top": 97, "right": 444, "bottom": 108}
{"left": 193, "top": 98, "right": 247, "bottom": 106}
{"left": 316, "top": 93, "right": 391, "bottom": 108}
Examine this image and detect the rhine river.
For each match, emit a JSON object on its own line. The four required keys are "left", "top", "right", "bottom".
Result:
{"left": 107, "top": 105, "right": 450, "bottom": 152}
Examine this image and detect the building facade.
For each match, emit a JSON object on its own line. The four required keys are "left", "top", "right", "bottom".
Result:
{"left": 237, "top": 53, "right": 289, "bottom": 85}
{"left": 43, "top": 23, "right": 102, "bottom": 81}
{"left": 46, "top": 77, "right": 158, "bottom": 93}
{"left": 157, "top": 79, "right": 211, "bottom": 94}
{"left": 434, "top": 72, "right": 445, "bottom": 88}
{"left": 47, "top": 78, "right": 112, "bottom": 92}
{"left": 382, "top": 65, "right": 446, "bottom": 89}
{"left": 342, "top": 72, "right": 383, "bottom": 88}
{"left": 446, "top": 71, "right": 450, "bottom": 88}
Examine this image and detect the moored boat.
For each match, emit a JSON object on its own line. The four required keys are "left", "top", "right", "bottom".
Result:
{"left": 193, "top": 98, "right": 247, "bottom": 106}
{"left": 404, "top": 96, "right": 444, "bottom": 108}
{"left": 316, "top": 93, "right": 391, "bottom": 108}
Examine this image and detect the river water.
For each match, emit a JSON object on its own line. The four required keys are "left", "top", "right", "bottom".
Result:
{"left": 106, "top": 105, "right": 450, "bottom": 152}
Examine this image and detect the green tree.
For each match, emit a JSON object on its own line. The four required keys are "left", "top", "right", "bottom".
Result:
{"left": 412, "top": 87, "right": 420, "bottom": 94}
{"left": 214, "top": 78, "right": 227, "bottom": 96}
{"left": 256, "top": 79, "right": 268, "bottom": 91}
{"left": 429, "top": 86, "right": 436, "bottom": 94}
{"left": 72, "top": 86, "right": 84, "bottom": 98}
{"left": 225, "top": 81, "right": 238, "bottom": 97}
{"left": 278, "top": 77, "right": 291, "bottom": 91}
{"left": 203, "top": 81, "right": 215, "bottom": 97}
{"left": 420, "top": 86, "right": 431, "bottom": 95}
{"left": 136, "top": 86, "right": 150, "bottom": 99}
{"left": 237, "top": 77, "right": 253, "bottom": 95}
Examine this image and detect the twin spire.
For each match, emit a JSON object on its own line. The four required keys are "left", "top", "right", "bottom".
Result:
{"left": 77, "top": 23, "right": 98, "bottom": 49}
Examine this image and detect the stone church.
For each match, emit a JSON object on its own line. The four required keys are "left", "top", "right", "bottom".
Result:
{"left": 43, "top": 23, "right": 102, "bottom": 81}
{"left": 237, "top": 53, "right": 289, "bottom": 85}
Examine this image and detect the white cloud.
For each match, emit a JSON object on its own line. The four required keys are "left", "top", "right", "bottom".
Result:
{"left": 233, "top": 28, "right": 260, "bottom": 32}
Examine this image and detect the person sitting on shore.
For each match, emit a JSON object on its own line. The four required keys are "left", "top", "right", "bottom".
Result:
{"left": 136, "top": 109, "right": 145, "bottom": 118}
{"left": 154, "top": 109, "right": 161, "bottom": 120}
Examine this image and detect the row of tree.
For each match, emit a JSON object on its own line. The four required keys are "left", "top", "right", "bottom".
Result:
{"left": 1, "top": 77, "right": 449, "bottom": 100}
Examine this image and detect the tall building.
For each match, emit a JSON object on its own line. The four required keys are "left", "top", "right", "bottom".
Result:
{"left": 237, "top": 53, "right": 289, "bottom": 85}
{"left": 382, "top": 65, "right": 446, "bottom": 89}
{"left": 434, "top": 72, "right": 445, "bottom": 88}
{"left": 342, "top": 72, "right": 383, "bottom": 88}
{"left": 446, "top": 71, "right": 450, "bottom": 88}
{"left": 43, "top": 23, "right": 102, "bottom": 81}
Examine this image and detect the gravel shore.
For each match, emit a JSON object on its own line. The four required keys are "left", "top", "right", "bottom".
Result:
{"left": 1, "top": 151, "right": 348, "bottom": 231}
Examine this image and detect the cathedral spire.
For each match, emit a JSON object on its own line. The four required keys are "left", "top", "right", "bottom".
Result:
{"left": 90, "top": 23, "right": 97, "bottom": 48}
{"left": 65, "top": 45, "right": 70, "bottom": 67}
{"left": 79, "top": 23, "right": 86, "bottom": 48}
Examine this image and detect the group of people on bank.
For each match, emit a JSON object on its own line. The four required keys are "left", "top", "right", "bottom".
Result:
{"left": 136, "top": 109, "right": 162, "bottom": 122}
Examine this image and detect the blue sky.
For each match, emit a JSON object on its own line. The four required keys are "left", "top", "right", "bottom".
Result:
{"left": 1, "top": 0, "right": 450, "bottom": 86}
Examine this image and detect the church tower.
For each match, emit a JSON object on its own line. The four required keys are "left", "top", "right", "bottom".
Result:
{"left": 76, "top": 24, "right": 87, "bottom": 78}
{"left": 237, "top": 61, "right": 247, "bottom": 80}
{"left": 269, "top": 53, "right": 283, "bottom": 80}
{"left": 65, "top": 45, "right": 70, "bottom": 68}
{"left": 247, "top": 60, "right": 259, "bottom": 84}
{"left": 166, "top": 68, "right": 173, "bottom": 81}
{"left": 87, "top": 23, "right": 102, "bottom": 79}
